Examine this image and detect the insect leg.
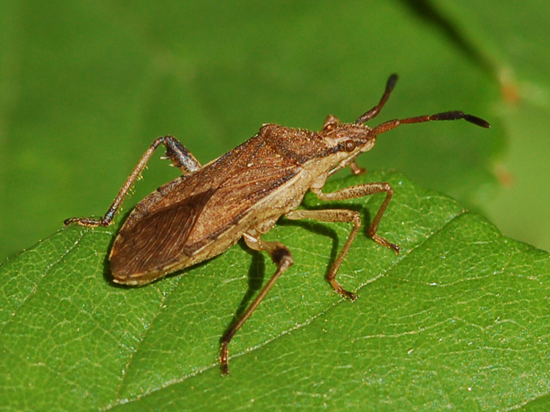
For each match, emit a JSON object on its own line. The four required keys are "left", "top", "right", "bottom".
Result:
{"left": 285, "top": 209, "right": 362, "bottom": 301}
{"left": 349, "top": 161, "right": 366, "bottom": 175}
{"left": 219, "top": 231, "right": 294, "bottom": 375}
{"left": 160, "top": 136, "right": 202, "bottom": 174}
{"left": 311, "top": 183, "right": 400, "bottom": 253}
{"left": 64, "top": 135, "right": 201, "bottom": 227}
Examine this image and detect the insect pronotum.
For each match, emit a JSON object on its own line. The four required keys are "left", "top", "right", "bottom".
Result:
{"left": 65, "top": 74, "right": 490, "bottom": 374}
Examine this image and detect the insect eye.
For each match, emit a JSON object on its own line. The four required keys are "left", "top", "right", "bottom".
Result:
{"left": 344, "top": 140, "right": 356, "bottom": 152}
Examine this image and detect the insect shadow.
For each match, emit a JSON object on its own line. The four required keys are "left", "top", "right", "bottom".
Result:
{"left": 221, "top": 242, "right": 267, "bottom": 336}
{"left": 220, "top": 201, "right": 370, "bottom": 343}
{"left": 94, "top": 202, "right": 368, "bottom": 346}
{"left": 284, "top": 201, "right": 370, "bottom": 278}
{"left": 99, "top": 224, "right": 124, "bottom": 287}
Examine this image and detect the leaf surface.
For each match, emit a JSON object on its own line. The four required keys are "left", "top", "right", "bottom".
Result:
{"left": 1, "top": 171, "right": 548, "bottom": 411}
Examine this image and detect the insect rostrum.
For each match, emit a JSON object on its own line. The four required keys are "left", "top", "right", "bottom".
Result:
{"left": 65, "top": 74, "right": 490, "bottom": 374}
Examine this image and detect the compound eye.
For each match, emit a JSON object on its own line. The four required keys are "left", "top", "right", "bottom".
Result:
{"left": 344, "top": 139, "right": 356, "bottom": 152}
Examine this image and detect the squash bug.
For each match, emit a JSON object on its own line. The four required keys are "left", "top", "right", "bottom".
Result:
{"left": 65, "top": 74, "right": 490, "bottom": 374}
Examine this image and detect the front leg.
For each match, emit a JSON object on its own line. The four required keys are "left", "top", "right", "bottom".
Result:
{"left": 64, "top": 135, "right": 201, "bottom": 228}
{"left": 310, "top": 183, "right": 400, "bottom": 254}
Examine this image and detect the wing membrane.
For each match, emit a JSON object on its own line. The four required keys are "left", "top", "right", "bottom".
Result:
{"left": 110, "top": 189, "right": 215, "bottom": 278}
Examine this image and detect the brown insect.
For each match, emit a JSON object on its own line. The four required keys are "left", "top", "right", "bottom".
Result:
{"left": 65, "top": 74, "right": 490, "bottom": 374}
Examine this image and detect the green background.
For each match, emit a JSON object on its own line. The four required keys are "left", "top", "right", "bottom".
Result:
{"left": 1, "top": 0, "right": 550, "bottom": 410}
{"left": 2, "top": 0, "right": 549, "bottom": 261}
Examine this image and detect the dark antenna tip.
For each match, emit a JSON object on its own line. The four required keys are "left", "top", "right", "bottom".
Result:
{"left": 464, "top": 114, "right": 491, "bottom": 128}
{"left": 387, "top": 73, "right": 399, "bottom": 92}
{"left": 430, "top": 111, "right": 491, "bottom": 128}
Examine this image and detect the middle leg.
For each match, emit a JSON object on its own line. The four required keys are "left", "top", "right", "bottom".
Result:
{"left": 285, "top": 209, "right": 362, "bottom": 301}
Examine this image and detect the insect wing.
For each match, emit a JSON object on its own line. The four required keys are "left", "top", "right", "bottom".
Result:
{"left": 109, "top": 135, "right": 301, "bottom": 283}
{"left": 109, "top": 188, "right": 215, "bottom": 281}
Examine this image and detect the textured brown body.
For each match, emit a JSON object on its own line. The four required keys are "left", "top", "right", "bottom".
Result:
{"left": 110, "top": 123, "right": 370, "bottom": 285}
{"left": 65, "top": 74, "right": 489, "bottom": 374}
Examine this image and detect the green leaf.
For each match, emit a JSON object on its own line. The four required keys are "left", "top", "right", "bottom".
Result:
{"left": 0, "top": 0, "right": 500, "bottom": 261}
{"left": 1, "top": 171, "right": 548, "bottom": 411}
{"left": 431, "top": 0, "right": 550, "bottom": 254}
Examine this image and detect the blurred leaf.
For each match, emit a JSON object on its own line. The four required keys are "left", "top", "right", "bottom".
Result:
{"left": 1, "top": 171, "right": 548, "bottom": 411}
{"left": 428, "top": 0, "right": 550, "bottom": 252}
{"left": 0, "top": 0, "right": 500, "bottom": 260}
